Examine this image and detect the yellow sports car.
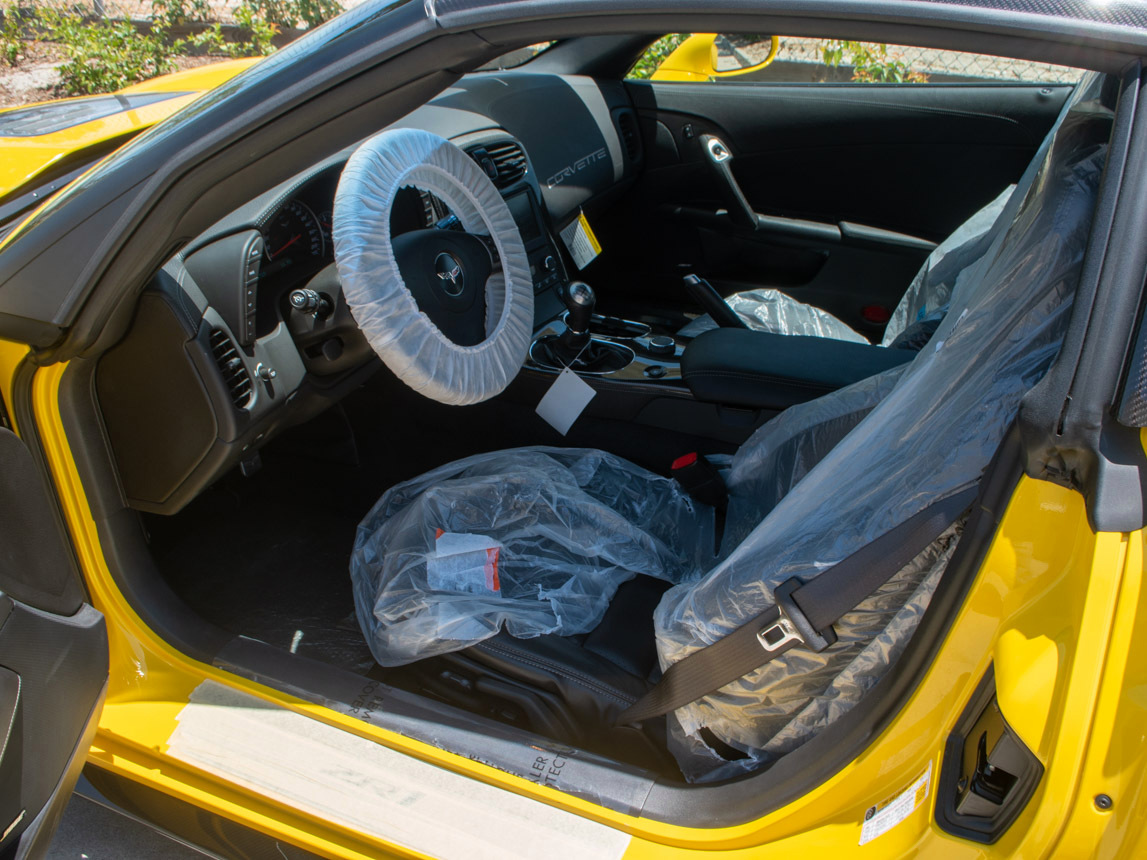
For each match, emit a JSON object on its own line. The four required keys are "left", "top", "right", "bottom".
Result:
{"left": 0, "top": 59, "right": 256, "bottom": 240}
{"left": 0, "top": 3, "right": 1143, "bottom": 858}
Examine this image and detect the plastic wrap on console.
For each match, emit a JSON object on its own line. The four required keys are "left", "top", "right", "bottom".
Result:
{"left": 882, "top": 184, "right": 1015, "bottom": 347}
{"left": 351, "top": 447, "right": 715, "bottom": 666}
{"left": 333, "top": 128, "right": 533, "bottom": 405}
{"left": 654, "top": 87, "right": 1109, "bottom": 781}
{"left": 678, "top": 288, "right": 869, "bottom": 342}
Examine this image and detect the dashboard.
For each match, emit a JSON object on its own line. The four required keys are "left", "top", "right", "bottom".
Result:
{"left": 96, "top": 73, "right": 642, "bottom": 514}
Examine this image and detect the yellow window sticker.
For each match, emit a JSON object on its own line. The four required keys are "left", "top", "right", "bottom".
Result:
{"left": 858, "top": 762, "right": 932, "bottom": 846}
{"left": 559, "top": 210, "right": 601, "bottom": 270}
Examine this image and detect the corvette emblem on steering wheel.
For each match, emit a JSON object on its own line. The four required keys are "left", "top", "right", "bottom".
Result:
{"left": 434, "top": 252, "right": 465, "bottom": 296}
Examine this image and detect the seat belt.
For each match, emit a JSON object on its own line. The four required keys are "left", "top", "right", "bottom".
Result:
{"left": 617, "top": 485, "right": 979, "bottom": 725}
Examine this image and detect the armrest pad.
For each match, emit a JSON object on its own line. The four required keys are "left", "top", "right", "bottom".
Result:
{"left": 682, "top": 328, "right": 914, "bottom": 410}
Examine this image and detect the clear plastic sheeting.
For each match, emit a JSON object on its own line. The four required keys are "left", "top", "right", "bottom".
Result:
{"left": 351, "top": 448, "right": 715, "bottom": 666}
{"left": 720, "top": 364, "right": 908, "bottom": 553}
{"left": 882, "top": 185, "right": 1015, "bottom": 347}
{"left": 654, "top": 79, "right": 1109, "bottom": 781}
{"left": 679, "top": 187, "right": 1015, "bottom": 348}
{"left": 678, "top": 288, "right": 868, "bottom": 342}
{"left": 333, "top": 128, "right": 533, "bottom": 405}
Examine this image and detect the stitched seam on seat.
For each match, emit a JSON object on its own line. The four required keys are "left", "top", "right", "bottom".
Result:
{"left": 476, "top": 641, "right": 639, "bottom": 707}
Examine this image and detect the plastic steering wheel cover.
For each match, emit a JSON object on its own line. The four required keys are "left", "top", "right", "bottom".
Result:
{"left": 332, "top": 128, "right": 533, "bottom": 405}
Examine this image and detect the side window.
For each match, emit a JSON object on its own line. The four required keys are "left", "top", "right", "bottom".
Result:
{"left": 628, "top": 34, "right": 1081, "bottom": 85}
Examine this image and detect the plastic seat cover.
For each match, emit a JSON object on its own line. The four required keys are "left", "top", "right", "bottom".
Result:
{"left": 677, "top": 185, "right": 1015, "bottom": 346}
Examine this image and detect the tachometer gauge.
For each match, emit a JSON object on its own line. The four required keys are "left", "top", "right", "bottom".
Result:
{"left": 318, "top": 208, "right": 334, "bottom": 251}
{"left": 263, "top": 199, "right": 324, "bottom": 264}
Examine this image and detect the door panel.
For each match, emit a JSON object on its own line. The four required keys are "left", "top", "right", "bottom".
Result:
{"left": 0, "top": 427, "right": 108, "bottom": 858}
{"left": 599, "top": 81, "right": 1070, "bottom": 335}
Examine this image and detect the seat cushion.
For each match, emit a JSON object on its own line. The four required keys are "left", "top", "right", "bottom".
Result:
{"left": 406, "top": 576, "right": 677, "bottom": 773}
{"left": 351, "top": 447, "right": 714, "bottom": 666}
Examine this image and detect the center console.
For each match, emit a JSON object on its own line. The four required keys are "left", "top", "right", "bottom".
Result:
{"left": 527, "top": 280, "right": 685, "bottom": 383}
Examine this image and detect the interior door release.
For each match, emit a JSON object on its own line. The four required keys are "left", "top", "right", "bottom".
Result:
{"left": 698, "top": 134, "right": 758, "bottom": 233}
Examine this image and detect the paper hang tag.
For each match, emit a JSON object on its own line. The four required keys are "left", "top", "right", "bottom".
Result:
{"left": 559, "top": 211, "right": 601, "bottom": 270}
{"left": 536, "top": 367, "right": 596, "bottom": 435}
{"left": 428, "top": 530, "right": 502, "bottom": 594}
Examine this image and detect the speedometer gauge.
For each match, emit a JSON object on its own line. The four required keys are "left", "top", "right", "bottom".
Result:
{"left": 264, "top": 199, "right": 324, "bottom": 264}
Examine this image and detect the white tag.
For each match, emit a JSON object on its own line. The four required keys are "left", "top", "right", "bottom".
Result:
{"left": 427, "top": 531, "right": 501, "bottom": 594}
{"left": 536, "top": 367, "right": 596, "bottom": 435}
{"left": 858, "top": 762, "right": 932, "bottom": 845}
{"left": 559, "top": 211, "right": 601, "bottom": 270}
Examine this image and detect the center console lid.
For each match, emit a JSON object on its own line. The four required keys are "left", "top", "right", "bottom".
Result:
{"left": 681, "top": 328, "right": 915, "bottom": 410}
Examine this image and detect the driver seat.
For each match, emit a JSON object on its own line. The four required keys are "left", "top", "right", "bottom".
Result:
{"left": 352, "top": 75, "right": 1110, "bottom": 779}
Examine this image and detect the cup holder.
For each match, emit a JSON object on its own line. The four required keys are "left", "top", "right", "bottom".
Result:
{"left": 588, "top": 314, "right": 652, "bottom": 340}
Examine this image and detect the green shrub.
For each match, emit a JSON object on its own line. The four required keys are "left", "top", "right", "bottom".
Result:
{"left": 628, "top": 33, "right": 688, "bottom": 80}
{"left": 229, "top": 2, "right": 278, "bottom": 57}
{"left": 45, "top": 10, "right": 176, "bottom": 95}
{"left": 5, "top": 0, "right": 343, "bottom": 96}
{"left": 243, "top": 0, "right": 341, "bottom": 29}
{"left": 822, "top": 40, "right": 928, "bottom": 83}
{"left": 1, "top": 4, "right": 23, "bottom": 65}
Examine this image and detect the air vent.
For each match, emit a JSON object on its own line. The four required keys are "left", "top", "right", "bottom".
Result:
{"left": 209, "top": 329, "right": 253, "bottom": 409}
{"left": 419, "top": 190, "right": 450, "bottom": 226}
{"left": 470, "top": 141, "right": 527, "bottom": 188}
{"left": 614, "top": 109, "right": 642, "bottom": 163}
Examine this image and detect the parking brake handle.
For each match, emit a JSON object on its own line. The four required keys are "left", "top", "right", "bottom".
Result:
{"left": 683, "top": 274, "right": 749, "bottom": 329}
{"left": 699, "top": 134, "right": 758, "bottom": 233}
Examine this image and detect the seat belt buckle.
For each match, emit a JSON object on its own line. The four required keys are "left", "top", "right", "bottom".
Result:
{"left": 671, "top": 452, "right": 728, "bottom": 511}
{"left": 758, "top": 578, "right": 838, "bottom": 654}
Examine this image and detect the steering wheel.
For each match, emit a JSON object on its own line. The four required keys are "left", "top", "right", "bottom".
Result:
{"left": 332, "top": 129, "right": 534, "bottom": 405}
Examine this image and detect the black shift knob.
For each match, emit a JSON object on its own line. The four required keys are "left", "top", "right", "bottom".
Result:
{"left": 564, "top": 281, "right": 595, "bottom": 334}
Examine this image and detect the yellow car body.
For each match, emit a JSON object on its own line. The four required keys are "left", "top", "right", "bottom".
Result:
{"left": 1, "top": 344, "right": 1137, "bottom": 857}
{"left": 0, "top": 4, "right": 1144, "bottom": 859}
{"left": 0, "top": 59, "right": 256, "bottom": 221}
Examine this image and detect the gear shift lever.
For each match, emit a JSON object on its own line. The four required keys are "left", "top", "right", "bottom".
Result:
{"left": 531, "top": 279, "right": 631, "bottom": 374}
{"left": 560, "top": 281, "right": 595, "bottom": 352}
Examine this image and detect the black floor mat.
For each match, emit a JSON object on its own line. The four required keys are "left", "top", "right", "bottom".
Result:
{"left": 147, "top": 362, "right": 726, "bottom": 675}
{"left": 144, "top": 419, "right": 376, "bottom": 672}
{"left": 145, "top": 368, "right": 563, "bottom": 672}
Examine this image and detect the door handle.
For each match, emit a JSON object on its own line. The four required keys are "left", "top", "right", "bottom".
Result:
{"left": 698, "top": 134, "right": 758, "bottom": 233}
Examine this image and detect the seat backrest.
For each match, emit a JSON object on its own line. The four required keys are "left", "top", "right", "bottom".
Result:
{"left": 654, "top": 72, "right": 1113, "bottom": 782}
{"left": 881, "top": 184, "right": 1014, "bottom": 348}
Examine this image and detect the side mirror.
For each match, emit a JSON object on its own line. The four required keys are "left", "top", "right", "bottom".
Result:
{"left": 650, "top": 34, "right": 780, "bottom": 82}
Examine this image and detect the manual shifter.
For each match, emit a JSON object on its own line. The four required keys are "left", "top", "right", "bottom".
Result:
{"left": 559, "top": 281, "right": 596, "bottom": 353}
{"left": 531, "top": 280, "right": 633, "bottom": 374}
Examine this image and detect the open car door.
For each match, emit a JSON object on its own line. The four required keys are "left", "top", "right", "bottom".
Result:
{"left": 0, "top": 425, "right": 108, "bottom": 859}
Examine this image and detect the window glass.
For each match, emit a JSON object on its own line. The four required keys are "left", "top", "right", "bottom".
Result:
{"left": 628, "top": 34, "right": 1082, "bottom": 85}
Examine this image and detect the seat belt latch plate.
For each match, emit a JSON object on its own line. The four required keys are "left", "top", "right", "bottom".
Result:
{"left": 757, "top": 613, "right": 803, "bottom": 652}
{"left": 770, "top": 577, "right": 838, "bottom": 653}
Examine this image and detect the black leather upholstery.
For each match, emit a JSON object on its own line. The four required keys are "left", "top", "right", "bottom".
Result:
{"left": 681, "top": 328, "right": 915, "bottom": 410}
{"left": 405, "top": 576, "right": 676, "bottom": 772}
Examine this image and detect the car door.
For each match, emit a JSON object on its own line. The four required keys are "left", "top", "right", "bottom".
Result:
{"left": 0, "top": 415, "right": 108, "bottom": 859}
{"left": 595, "top": 34, "right": 1077, "bottom": 337}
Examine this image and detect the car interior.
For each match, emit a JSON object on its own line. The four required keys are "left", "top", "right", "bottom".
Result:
{"left": 55, "top": 32, "right": 1119, "bottom": 824}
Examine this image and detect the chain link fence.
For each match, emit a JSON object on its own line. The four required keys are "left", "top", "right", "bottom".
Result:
{"left": 718, "top": 35, "right": 1081, "bottom": 84}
